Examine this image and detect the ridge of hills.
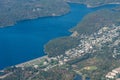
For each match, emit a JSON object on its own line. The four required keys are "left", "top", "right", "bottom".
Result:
{"left": 1, "top": 0, "right": 120, "bottom": 27}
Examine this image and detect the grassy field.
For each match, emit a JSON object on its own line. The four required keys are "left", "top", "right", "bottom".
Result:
{"left": 83, "top": 66, "right": 97, "bottom": 71}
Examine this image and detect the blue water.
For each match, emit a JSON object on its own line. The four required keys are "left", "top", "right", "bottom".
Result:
{"left": 0, "top": 3, "right": 119, "bottom": 70}
{"left": 74, "top": 74, "right": 91, "bottom": 80}
{"left": 74, "top": 74, "right": 82, "bottom": 80}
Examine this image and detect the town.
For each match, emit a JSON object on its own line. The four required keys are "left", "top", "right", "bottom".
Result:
{"left": 1, "top": 23, "right": 120, "bottom": 79}
{"left": 12, "top": 24, "right": 120, "bottom": 79}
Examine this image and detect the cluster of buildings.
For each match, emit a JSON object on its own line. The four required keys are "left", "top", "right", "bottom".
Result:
{"left": 43, "top": 24, "right": 120, "bottom": 71}
{"left": 65, "top": 24, "right": 120, "bottom": 60}
{"left": 16, "top": 24, "right": 120, "bottom": 72}
{"left": 106, "top": 67, "right": 120, "bottom": 79}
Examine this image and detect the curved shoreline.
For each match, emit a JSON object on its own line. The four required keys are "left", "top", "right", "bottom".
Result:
{"left": 0, "top": 0, "right": 70, "bottom": 28}
{"left": 1, "top": 1, "right": 120, "bottom": 28}
{"left": 1, "top": 3, "right": 120, "bottom": 70}
{"left": 11, "top": 4, "right": 120, "bottom": 67}
{"left": 1, "top": 10, "right": 70, "bottom": 28}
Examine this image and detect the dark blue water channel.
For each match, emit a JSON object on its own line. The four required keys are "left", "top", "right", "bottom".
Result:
{"left": 0, "top": 3, "right": 119, "bottom": 70}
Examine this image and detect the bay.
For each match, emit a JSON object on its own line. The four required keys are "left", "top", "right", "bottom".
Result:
{"left": 0, "top": 3, "right": 119, "bottom": 70}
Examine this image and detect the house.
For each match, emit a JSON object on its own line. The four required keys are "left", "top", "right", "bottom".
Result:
{"left": 106, "top": 72, "right": 116, "bottom": 79}
{"left": 106, "top": 67, "right": 120, "bottom": 79}
{"left": 112, "top": 68, "right": 120, "bottom": 74}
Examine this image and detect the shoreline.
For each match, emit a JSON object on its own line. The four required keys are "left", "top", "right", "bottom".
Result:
{"left": 1, "top": 2, "right": 120, "bottom": 70}
{"left": 15, "top": 55, "right": 48, "bottom": 68}
{"left": 0, "top": 1, "right": 120, "bottom": 80}
{"left": 1, "top": 2, "right": 120, "bottom": 28}
{"left": 0, "top": 11, "right": 70, "bottom": 28}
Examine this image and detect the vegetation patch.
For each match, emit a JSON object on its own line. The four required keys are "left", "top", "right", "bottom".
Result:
{"left": 83, "top": 66, "right": 97, "bottom": 71}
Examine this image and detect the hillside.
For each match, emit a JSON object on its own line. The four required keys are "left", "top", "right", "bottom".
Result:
{"left": 45, "top": 7, "right": 120, "bottom": 57}
{"left": 1, "top": 0, "right": 120, "bottom": 27}
{"left": 44, "top": 7, "right": 120, "bottom": 79}
{"left": 65, "top": 0, "right": 120, "bottom": 7}
{"left": 0, "top": 0, "right": 69, "bottom": 27}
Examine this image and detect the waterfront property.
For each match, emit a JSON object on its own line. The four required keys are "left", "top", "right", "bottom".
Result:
{"left": 0, "top": 3, "right": 94, "bottom": 69}
{"left": 0, "top": 3, "right": 118, "bottom": 69}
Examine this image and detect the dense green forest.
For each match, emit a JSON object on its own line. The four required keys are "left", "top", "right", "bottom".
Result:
{"left": 0, "top": 0, "right": 69, "bottom": 27}
{"left": 1, "top": 0, "right": 120, "bottom": 27}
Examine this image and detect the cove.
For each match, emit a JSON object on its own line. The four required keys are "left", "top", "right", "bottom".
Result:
{"left": 0, "top": 3, "right": 119, "bottom": 70}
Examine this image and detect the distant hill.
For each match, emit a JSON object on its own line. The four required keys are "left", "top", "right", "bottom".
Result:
{"left": 1, "top": 0, "right": 120, "bottom": 27}
{"left": 71, "top": 9, "right": 120, "bottom": 35}
{"left": 0, "top": 0, "right": 69, "bottom": 27}
{"left": 65, "top": 0, "right": 120, "bottom": 7}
